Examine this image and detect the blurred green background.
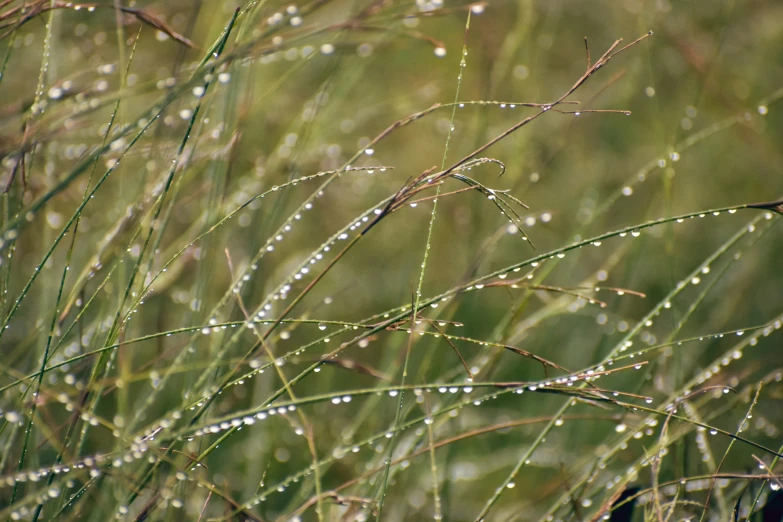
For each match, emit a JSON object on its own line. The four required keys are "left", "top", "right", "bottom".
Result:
{"left": 1, "top": 0, "right": 782, "bottom": 520}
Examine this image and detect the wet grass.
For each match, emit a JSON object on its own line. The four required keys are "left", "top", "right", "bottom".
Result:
{"left": 0, "top": 1, "right": 782, "bottom": 521}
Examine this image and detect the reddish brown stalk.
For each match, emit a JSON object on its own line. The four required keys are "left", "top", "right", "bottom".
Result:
{"left": 747, "top": 199, "right": 783, "bottom": 214}
{"left": 317, "top": 358, "right": 390, "bottom": 381}
{"left": 430, "top": 322, "right": 474, "bottom": 380}
{"left": 390, "top": 184, "right": 481, "bottom": 210}
{"left": 0, "top": 1, "right": 195, "bottom": 47}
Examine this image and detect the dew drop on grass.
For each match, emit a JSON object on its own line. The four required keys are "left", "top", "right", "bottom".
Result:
{"left": 434, "top": 47, "right": 447, "bottom": 58}
{"left": 758, "top": 105, "right": 769, "bottom": 115}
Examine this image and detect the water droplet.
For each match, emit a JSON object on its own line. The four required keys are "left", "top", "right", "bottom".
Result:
{"left": 434, "top": 47, "right": 447, "bottom": 58}
{"left": 758, "top": 105, "right": 769, "bottom": 115}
